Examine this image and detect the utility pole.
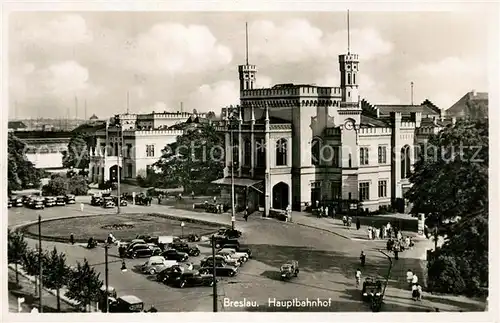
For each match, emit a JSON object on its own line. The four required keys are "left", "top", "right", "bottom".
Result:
{"left": 230, "top": 123, "right": 236, "bottom": 230}
{"left": 38, "top": 215, "right": 43, "bottom": 312}
{"left": 117, "top": 123, "right": 122, "bottom": 214}
{"left": 212, "top": 236, "right": 217, "bottom": 312}
{"left": 104, "top": 244, "right": 109, "bottom": 313}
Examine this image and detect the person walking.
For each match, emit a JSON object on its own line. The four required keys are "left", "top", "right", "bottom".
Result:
{"left": 406, "top": 269, "right": 414, "bottom": 289}
{"left": 355, "top": 268, "right": 362, "bottom": 288}
{"left": 360, "top": 251, "right": 366, "bottom": 267}
{"left": 70, "top": 233, "right": 75, "bottom": 245}
{"left": 412, "top": 273, "right": 418, "bottom": 286}
{"left": 191, "top": 191, "right": 195, "bottom": 200}
{"left": 213, "top": 196, "right": 217, "bottom": 204}
{"left": 411, "top": 283, "right": 418, "bottom": 301}
{"left": 356, "top": 217, "right": 361, "bottom": 230}
{"left": 80, "top": 202, "right": 84, "bottom": 212}
{"left": 243, "top": 207, "right": 249, "bottom": 222}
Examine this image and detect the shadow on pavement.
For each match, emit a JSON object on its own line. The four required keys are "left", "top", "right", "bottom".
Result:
{"left": 420, "top": 294, "right": 484, "bottom": 311}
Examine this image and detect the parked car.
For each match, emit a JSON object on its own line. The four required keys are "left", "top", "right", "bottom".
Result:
{"left": 161, "top": 249, "right": 189, "bottom": 262}
{"left": 213, "top": 237, "right": 240, "bottom": 249}
{"left": 56, "top": 196, "right": 66, "bottom": 206}
{"left": 91, "top": 195, "right": 103, "bottom": 206}
{"left": 165, "top": 270, "right": 214, "bottom": 288}
{"left": 31, "top": 197, "right": 46, "bottom": 209}
{"left": 218, "top": 248, "right": 248, "bottom": 263}
{"left": 109, "top": 295, "right": 144, "bottom": 313}
{"left": 170, "top": 242, "right": 201, "bottom": 257}
{"left": 141, "top": 256, "right": 178, "bottom": 275}
{"left": 199, "top": 263, "right": 239, "bottom": 277}
{"left": 216, "top": 228, "right": 242, "bottom": 239}
{"left": 102, "top": 196, "right": 115, "bottom": 208}
{"left": 219, "top": 243, "right": 252, "bottom": 258}
{"left": 44, "top": 196, "right": 56, "bottom": 207}
{"left": 7, "top": 199, "right": 12, "bottom": 208}
{"left": 10, "top": 196, "right": 23, "bottom": 207}
{"left": 147, "top": 243, "right": 162, "bottom": 256}
{"left": 136, "top": 235, "right": 158, "bottom": 244}
{"left": 127, "top": 244, "right": 153, "bottom": 259}
{"left": 156, "top": 264, "right": 193, "bottom": 283}
{"left": 65, "top": 194, "right": 76, "bottom": 204}
{"left": 201, "top": 255, "right": 240, "bottom": 268}
{"left": 112, "top": 196, "right": 128, "bottom": 206}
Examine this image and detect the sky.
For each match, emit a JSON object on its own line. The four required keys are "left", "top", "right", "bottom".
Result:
{"left": 8, "top": 11, "right": 490, "bottom": 119}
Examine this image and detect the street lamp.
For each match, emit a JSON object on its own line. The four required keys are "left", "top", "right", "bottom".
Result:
{"left": 211, "top": 235, "right": 217, "bottom": 312}
{"left": 180, "top": 222, "right": 185, "bottom": 238}
{"left": 38, "top": 215, "right": 43, "bottom": 313}
{"left": 228, "top": 111, "right": 238, "bottom": 231}
{"left": 104, "top": 244, "right": 127, "bottom": 313}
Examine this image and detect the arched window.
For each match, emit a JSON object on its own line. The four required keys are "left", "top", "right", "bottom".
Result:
{"left": 401, "top": 145, "right": 411, "bottom": 179}
{"left": 347, "top": 73, "right": 351, "bottom": 84}
{"left": 353, "top": 73, "right": 356, "bottom": 84}
{"left": 311, "top": 138, "right": 320, "bottom": 166}
{"left": 232, "top": 136, "right": 239, "bottom": 167}
{"left": 276, "top": 138, "right": 287, "bottom": 166}
{"left": 244, "top": 139, "right": 251, "bottom": 166}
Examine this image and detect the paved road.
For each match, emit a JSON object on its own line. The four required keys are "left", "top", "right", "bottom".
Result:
{"left": 8, "top": 199, "right": 484, "bottom": 312}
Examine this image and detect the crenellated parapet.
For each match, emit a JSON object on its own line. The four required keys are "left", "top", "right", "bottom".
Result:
{"left": 241, "top": 86, "right": 342, "bottom": 98}
{"left": 358, "top": 127, "right": 392, "bottom": 136}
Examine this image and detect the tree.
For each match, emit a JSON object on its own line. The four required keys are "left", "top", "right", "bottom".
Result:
{"left": 68, "top": 174, "right": 89, "bottom": 196}
{"left": 42, "top": 175, "right": 68, "bottom": 196}
{"left": 62, "top": 134, "right": 90, "bottom": 170}
{"left": 206, "top": 111, "right": 217, "bottom": 120}
{"left": 407, "top": 119, "right": 488, "bottom": 296}
{"left": 8, "top": 230, "right": 28, "bottom": 286}
{"left": 66, "top": 259, "right": 103, "bottom": 312}
{"left": 43, "top": 247, "right": 70, "bottom": 311}
{"left": 153, "top": 123, "right": 224, "bottom": 193}
{"left": 8, "top": 133, "right": 44, "bottom": 192}
{"left": 22, "top": 248, "right": 48, "bottom": 296}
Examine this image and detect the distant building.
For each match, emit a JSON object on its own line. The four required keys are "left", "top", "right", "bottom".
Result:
{"left": 14, "top": 131, "right": 71, "bottom": 170}
{"left": 88, "top": 111, "right": 206, "bottom": 184}
{"left": 8, "top": 121, "right": 27, "bottom": 132}
{"left": 445, "top": 90, "right": 488, "bottom": 120}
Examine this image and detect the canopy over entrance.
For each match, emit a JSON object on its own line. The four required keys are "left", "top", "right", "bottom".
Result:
{"left": 212, "top": 177, "right": 264, "bottom": 193}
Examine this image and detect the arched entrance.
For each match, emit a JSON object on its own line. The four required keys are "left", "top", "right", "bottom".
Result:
{"left": 109, "top": 165, "right": 122, "bottom": 182}
{"left": 272, "top": 182, "right": 289, "bottom": 210}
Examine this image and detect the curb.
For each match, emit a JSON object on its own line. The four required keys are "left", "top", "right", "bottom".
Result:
{"left": 292, "top": 222, "right": 352, "bottom": 240}
{"left": 13, "top": 212, "right": 231, "bottom": 244}
{"left": 8, "top": 265, "right": 79, "bottom": 307}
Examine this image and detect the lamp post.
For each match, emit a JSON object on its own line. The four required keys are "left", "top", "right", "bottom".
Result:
{"left": 104, "top": 244, "right": 109, "bottom": 313}
{"left": 228, "top": 112, "right": 237, "bottom": 230}
{"left": 180, "top": 222, "right": 185, "bottom": 238}
{"left": 38, "top": 215, "right": 43, "bottom": 313}
{"left": 211, "top": 235, "right": 217, "bottom": 312}
{"left": 117, "top": 123, "right": 122, "bottom": 214}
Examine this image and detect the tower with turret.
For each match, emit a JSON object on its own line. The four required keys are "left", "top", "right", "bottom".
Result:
{"left": 238, "top": 22, "right": 257, "bottom": 92}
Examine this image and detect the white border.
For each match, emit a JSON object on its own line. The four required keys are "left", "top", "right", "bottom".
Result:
{"left": 2, "top": 1, "right": 499, "bottom": 323}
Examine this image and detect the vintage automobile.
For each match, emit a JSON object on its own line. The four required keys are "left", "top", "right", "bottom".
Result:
{"left": 220, "top": 243, "right": 253, "bottom": 258}
{"left": 199, "top": 263, "right": 238, "bottom": 277}
{"left": 170, "top": 242, "right": 201, "bottom": 257}
{"left": 186, "top": 234, "right": 201, "bottom": 242}
{"left": 118, "top": 242, "right": 130, "bottom": 258}
{"left": 136, "top": 235, "right": 158, "bottom": 244}
{"left": 141, "top": 256, "right": 178, "bottom": 275}
{"left": 109, "top": 295, "right": 144, "bottom": 313}
{"left": 91, "top": 194, "right": 103, "bottom": 206}
{"left": 44, "top": 196, "right": 56, "bottom": 207}
{"left": 161, "top": 249, "right": 189, "bottom": 262}
{"left": 280, "top": 260, "right": 299, "bottom": 281}
{"left": 147, "top": 243, "right": 162, "bottom": 256}
{"left": 207, "top": 254, "right": 241, "bottom": 267}
{"left": 112, "top": 195, "right": 128, "bottom": 206}
{"left": 31, "top": 197, "right": 46, "bottom": 209}
{"left": 166, "top": 270, "right": 214, "bottom": 288}
{"left": 156, "top": 263, "right": 194, "bottom": 283}
{"left": 218, "top": 248, "right": 249, "bottom": 263}
{"left": 213, "top": 236, "right": 241, "bottom": 249}
{"left": 102, "top": 196, "right": 115, "bottom": 208}
{"left": 135, "top": 193, "right": 152, "bottom": 206}
{"left": 361, "top": 277, "right": 383, "bottom": 303}
{"left": 65, "top": 194, "right": 76, "bottom": 204}
{"left": 216, "top": 228, "right": 242, "bottom": 239}
{"left": 127, "top": 243, "right": 154, "bottom": 259}
{"left": 98, "top": 285, "right": 117, "bottom": 312}
{"left": 8, "top": 199, "right": 12, "bottom": 208}
{"left": 56, "top": 195, "right": 67, "bottom": 206}
{"left": 11, "top": 196, "right": 24, "bottom": 207}
{"left": 126, "top": 239, "right": 147, "bottom": 252}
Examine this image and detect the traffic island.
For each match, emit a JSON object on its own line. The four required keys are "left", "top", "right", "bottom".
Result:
{"left": 18, "top": 213, "right": 228, "bottom": 243}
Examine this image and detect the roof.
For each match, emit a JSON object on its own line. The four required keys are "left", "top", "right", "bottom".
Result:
{"left": 376, "top": 104, "right": 440, "bottom": 117}
{"left": 446, "top": 91, "right": 488, "bottom": 119}
{"left": 8, "top": 121, "right": 27, "bottom": 129}
{"left": 255, "top": 116, "right": 291, "bottom": 124}
{"left": 89, "top": 114, "right": 99, "bottom": 120}
{"left": 360, "top": 115, "right": 389, "bottom": 127}
{"left": 119, "top": 295, "right": 143, "bottom": 304}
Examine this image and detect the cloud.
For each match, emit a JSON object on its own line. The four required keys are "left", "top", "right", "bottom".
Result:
{"left": 358, "top": 73, "right": 401, "bottom": 104}
{"left": 249, "top": 19, "right": 393, "bottom": 64}
{"left": 123, "top": 23, "right": 233, "bottom": 76}
{"left": 257, "top": 75, "right": 273, "bottom": 88}
{"left": 10, "top": 60, "right": 99, "bottom": 104}
{"left": 407, "top": 56, "right": 487, "bottom": 108}
{"left": 314, "top": 74, "right": 340, "bottom": 87}
{"left": 186, "top": 80, "right": 239, "bottom": 113}
{"left": 17, "top": 14, "right": 93, "bottom": 47}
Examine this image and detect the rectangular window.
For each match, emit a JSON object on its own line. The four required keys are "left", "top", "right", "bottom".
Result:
{"left": 331, "top": 147, "right": 340, "bottom": 167}
{"left": 360, "top": 147, "right": 369, "bottom": 165}
{"left": 359, "top": 182, "right": 370, "bottom": 201}
{"left": 378, "top": 146, "right": 387, "bottom": 164}
{"left": 127, "top": 144, "right": 132, "bottom": 158}
{"left": 378, "top": 180, "right": 387, "bottom": 198}
{"left": 331, "top": 182, "right": 341, "bottom": 200}
{"left": 146, "top": 145, "right": 155, "bottom": 157}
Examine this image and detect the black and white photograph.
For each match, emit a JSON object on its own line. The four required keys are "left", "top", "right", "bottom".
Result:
{"left": 4, "top": 3, "right": 496, "bottom": 319}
